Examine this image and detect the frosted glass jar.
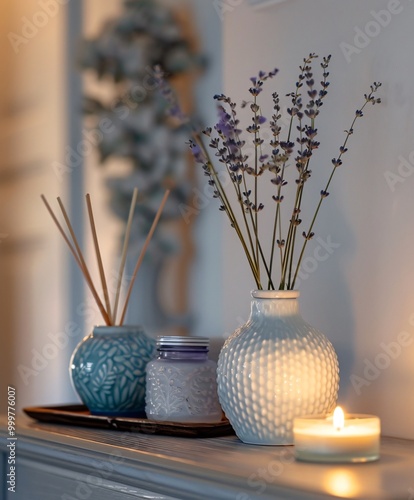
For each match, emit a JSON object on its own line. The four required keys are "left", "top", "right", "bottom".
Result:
{"left": 145, "top": 336, "right": 223, "bottom": 423}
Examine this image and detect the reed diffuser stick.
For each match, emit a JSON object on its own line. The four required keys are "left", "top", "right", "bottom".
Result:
{"left": 119, "top": 189, "right": 170, "bottom": 326}
{"left": 42, "top": 188, "right": 168, "bottom": 326}
{"left": 56, "top": 197, "right": 111, "bottom": 325}
{"left": 112, "top": 187, "right": 138, "bottom": 325}
{"left": 86, "top": 193, "right": 112, "bottom": 324}
{"left": 41, "top": 195, "right": 84, "bottom": 271}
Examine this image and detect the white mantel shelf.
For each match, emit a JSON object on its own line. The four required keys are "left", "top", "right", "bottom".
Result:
{"left": 1, "top": 417, "right": 414, "bottom": 500}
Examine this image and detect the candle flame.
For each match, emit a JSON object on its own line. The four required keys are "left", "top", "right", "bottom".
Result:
{"left": 333, "top": 406, "right": 345, "bottom": 431}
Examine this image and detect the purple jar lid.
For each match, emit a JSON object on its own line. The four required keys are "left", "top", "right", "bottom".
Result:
{"left": 156, "top": 336, "right": 210, "bottom": 348}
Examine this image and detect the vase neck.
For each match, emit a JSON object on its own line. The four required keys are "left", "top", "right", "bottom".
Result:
{"left": 92, "top": 325, "right": 144, "bottom": 335}
{"left": 251, "top": 290, "right": 300, "bottom": 318}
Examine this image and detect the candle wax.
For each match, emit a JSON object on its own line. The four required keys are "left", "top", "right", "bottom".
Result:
{"left": 293, "top": 414, "right": 380, "bottom": 463}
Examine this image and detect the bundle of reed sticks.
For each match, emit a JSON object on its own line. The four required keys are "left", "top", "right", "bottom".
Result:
{"left": 41, "top": 188, "right": 170, "bottom": 326}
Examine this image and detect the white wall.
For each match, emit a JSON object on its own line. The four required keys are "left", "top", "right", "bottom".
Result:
{"left": 190, "top": 0, "right": 224, "bottom": 360}
{"left": 210, "top": 0, "right": 414, "bottom": 439}
{"left": 0, "top": 0, "right": 71, "bottom": 412}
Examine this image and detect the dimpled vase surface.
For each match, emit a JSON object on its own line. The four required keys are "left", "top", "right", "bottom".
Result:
{"left": 217, "top": 290, "right": 339, "bottom": 445}
{"left": 70, "top": 325, "right": 156, "bottom": 416}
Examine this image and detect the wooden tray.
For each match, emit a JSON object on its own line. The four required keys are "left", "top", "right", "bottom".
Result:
{"left": 23, "top": 404, "right": 235, "bottom": 439}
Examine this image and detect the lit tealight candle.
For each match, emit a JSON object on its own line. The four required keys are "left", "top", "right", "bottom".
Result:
{"left": 293, "top": 406, "right": 380, "bottom": 463}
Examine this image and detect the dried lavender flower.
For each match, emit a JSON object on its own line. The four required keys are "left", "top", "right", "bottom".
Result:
{"left": 155, "top": 54, "right": 382, "bottom": 290}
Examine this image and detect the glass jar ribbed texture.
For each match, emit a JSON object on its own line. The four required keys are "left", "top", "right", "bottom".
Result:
{"left": 145, "top": 336, "right": 223, "bottom": 423}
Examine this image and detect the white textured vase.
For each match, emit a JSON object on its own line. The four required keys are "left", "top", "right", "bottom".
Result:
{"left": 217, "top": 290, "right": 339, "bottom": 445}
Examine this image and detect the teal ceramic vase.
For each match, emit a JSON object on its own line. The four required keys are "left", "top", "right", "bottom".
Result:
{"left": 70, "top": 325, "right": 156, "bottom": 416}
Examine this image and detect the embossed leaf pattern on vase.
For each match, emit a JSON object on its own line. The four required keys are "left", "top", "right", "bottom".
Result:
{"left": 71, "top": 326, "right": 156, "bottom": 415}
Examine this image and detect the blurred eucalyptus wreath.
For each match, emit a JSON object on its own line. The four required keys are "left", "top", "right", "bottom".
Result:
{"left": 79, "top": 0, "right": 204, "bottom": 253}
